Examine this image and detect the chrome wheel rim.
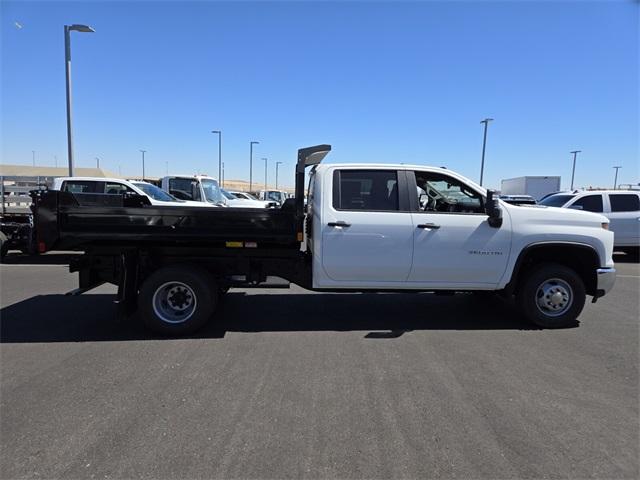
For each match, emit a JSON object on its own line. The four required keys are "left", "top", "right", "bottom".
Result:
{"left": 535, "top": 278, "right": 573, "bottom": 317}
{"left": 152, "top": 281, "right": 197, "bottom": 324}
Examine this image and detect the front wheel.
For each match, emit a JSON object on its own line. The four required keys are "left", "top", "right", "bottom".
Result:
{"left": 138, "top": 265, "right": 218, "bottom": 336}
{"left": 516, "top": 263, "right": 585, "bottom": 328}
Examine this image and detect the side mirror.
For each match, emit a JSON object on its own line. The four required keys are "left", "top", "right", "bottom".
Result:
{"left": 485, "top": 190, "right": 503, "bottom": 228}
{"left": 568, "top": 204, "right": 583, "bottom": 210}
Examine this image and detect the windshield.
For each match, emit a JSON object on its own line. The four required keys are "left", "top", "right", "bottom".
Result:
{"left": 220, "top": 189, "right": 236, "bottom": 200}
{"left": 201, "top": 179, "right": 223, "bottom": 204}
{"left": 132, "top": 183, "right": 177, "bottom": 202}
{"left": 539, "top": 194, "right": 574, "bottom": 207}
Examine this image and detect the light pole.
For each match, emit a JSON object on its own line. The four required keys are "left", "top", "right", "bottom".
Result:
{"left": 212, "top": 130, "right": 222, "bottom": 182}
{"left": 54, "top": 155, "right": 58, "bottom": 168}
{"left": 275, "top": 161, "right": 283, "bottom": 189}
{"left": 479, "top": 118, "right": 493, "bottom": 186}
{"left": 570, "top": 150, "right": 581, "bottom": 190}
{"left": 262, "top": 158, "right": 268, "bottom": 190}
{"left": 95, "top": 157, "right": 100, "bottom": 168}
{"left": 64, "top": 24, "right": 95, "bottom": 177}
{"left": 140, "top": 150, "right": 147, "bottom": 179}
{"left": 221, "top": 162, "right": 225, "bottom": 187}
{"left": 249, "top": 141, "right": 259, "bottom": 191}
{"left": 32, "top": 150, "right": 36, "bottom": 167}
{"left": 613, "top": 166, "right": 622, "bottom": 190}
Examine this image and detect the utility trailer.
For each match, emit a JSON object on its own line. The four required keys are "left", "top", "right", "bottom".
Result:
{"left": 1, "top": 176, "right": 45, "bottom": 259}
{"left": 31, "top": 144, "right": 616, "bottom": 334}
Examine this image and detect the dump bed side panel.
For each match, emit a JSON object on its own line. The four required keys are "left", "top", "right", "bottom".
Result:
{"left": 32, "top": 190, "right": 299, "bottom": 252}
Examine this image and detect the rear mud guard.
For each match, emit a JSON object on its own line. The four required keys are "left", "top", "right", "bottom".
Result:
{"left": 115, "top": 250, "right": 140, "bottom": 320}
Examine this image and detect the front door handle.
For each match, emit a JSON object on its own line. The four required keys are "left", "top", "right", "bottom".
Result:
{"left": 417, "top": 223, "right": 440, "bottom": 230}
{"left": 328, "top": 221, "right": 351, "bottom": 227}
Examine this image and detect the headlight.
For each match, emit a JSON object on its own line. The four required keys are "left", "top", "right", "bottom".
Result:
{"left": 601, "top": 222, "right": 609, "bottom": 230}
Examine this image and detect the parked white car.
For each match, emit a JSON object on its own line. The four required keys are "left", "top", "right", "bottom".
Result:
{"left": 539, "top": 190, "right": 640, "bottom": 253}
{"left": 221, "top": 189, "right": 276, "bottom": 208}
{"left": 51, "top": 177, "right": 215, "bottom": 208}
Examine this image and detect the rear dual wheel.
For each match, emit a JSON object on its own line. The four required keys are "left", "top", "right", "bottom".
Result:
{"left": 138, "top": 265, "right": 218, "bottom": 335}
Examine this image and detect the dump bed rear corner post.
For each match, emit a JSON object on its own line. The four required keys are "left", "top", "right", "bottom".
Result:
{"left": 294, "top": 144, "right": 331, "bottom": 237}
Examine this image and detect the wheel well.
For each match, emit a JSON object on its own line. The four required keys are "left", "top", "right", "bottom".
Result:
{"left": 509, "top": 244, "right": 599, "bottom": 296}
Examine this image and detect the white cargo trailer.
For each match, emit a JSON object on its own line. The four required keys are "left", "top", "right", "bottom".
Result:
{"left": 501, "top": 176, "right": 561, "bottom": 201}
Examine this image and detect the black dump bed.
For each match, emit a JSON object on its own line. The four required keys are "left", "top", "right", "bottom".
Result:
{"left": 31, "top": 145, "right": 332, "bottom": 254}
{"left": 31, "top": 190, "right": 300, "bottom": 252}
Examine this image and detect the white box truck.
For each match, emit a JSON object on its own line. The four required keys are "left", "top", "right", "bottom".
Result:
{"left": 501, "top": 176, "right": 561, "bottom": 201}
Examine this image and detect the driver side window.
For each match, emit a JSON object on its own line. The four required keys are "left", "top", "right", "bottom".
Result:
{"left": 413, "top": 171, "right": 484, "bottom": 214}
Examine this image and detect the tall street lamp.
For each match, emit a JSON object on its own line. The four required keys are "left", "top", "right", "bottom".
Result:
{"left": 64, "top": 24, "right": 95, "bottom": 177}
{"left": 262, "top": 158, "right": 268, "bottom": 190}
{"left": 275, "top": 161, "right": 283, "bottom": 189}
{"left": 222, "top": 162, "right": 225, "bottom": 187}
{"left": 479, "top": 118, "right": 493, "bottom": 186}
{"left": 212, "top": 130, "right": 222, "bottom": 182}
{"left": 570, "top": 150, "right": 581, "bottom": 190}
{"left": 32, "top": 150, "right": 36, "bottom": 167}
{"left": 249, "top": 141, "right": 259, "bottom": 191}
{"left": 140, "top": 150, "right": 147, "bottom": 179}
{"left": 613, "top": 166, "right": 622, "bottom": 190}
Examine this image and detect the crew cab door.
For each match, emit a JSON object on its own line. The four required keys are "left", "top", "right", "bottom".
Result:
{"left": 407, "top": 170, "right": 511, "bottom": 287}
{"left": 319, "top": 168, "right": 414, "bottom": 284}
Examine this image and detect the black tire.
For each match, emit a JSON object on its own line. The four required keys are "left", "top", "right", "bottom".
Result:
{"left": 516, "top": 262, "right": 585, "bottom": 328}
{"left": 138, "top": 265, "right": 218, "bottom": 336}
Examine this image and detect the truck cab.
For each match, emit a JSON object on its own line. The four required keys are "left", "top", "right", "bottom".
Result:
{"left": 257, "top": 189, "right": 290, "bottom": 206}
{"left": 307, "top": 164, "right": 614, "bottom": 293}
{"left": 160, "top": 175, "right": 226, "bottom": 206}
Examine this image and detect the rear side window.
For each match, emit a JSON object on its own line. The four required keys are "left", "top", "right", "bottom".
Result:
{"left": 333, "top": 170, "right": 399, "bottom": 211}
{"left": 571, "top": 195, "right": 603, "bottom": 213}
{"left": 609, "top": 194, "right": 640, "bottom": 212}
{"left": 62, "top": 181, "right": 102, "bottom": 194}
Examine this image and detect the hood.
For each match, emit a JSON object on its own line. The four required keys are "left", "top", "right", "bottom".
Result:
{"left": 504, "top": 202, "right": 609, "bottom": 226}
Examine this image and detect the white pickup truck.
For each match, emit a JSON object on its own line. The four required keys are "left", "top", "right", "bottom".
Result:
{"left": 33, "top": 145, "right": 616, "bottom": 335}
{"left": 51, "top": 177, "right": 213, "bottom": 208}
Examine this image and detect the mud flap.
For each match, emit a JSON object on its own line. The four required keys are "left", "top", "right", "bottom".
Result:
{"left": 115, "top": 250, "right": 139, "bottom": 321}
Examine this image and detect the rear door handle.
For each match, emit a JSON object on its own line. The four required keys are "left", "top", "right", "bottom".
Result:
{"left": 328, "top": 221, "right": 351, "bottom": 227}
{"left": 417, "top": 223, "right": 440, "bottom": 229}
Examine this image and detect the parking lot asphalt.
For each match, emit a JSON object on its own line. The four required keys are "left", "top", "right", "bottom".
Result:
{"left": 1, "top": 253, "right": 638, "bottom": 479}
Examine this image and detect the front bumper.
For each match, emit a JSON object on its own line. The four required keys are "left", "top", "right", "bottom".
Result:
{"left": 594, "top": 267, "right": 616, "bottom": 300}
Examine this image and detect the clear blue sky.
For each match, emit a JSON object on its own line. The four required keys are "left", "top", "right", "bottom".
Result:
{"left": 2, "top": 0, "right": 638, "bottom": 189}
